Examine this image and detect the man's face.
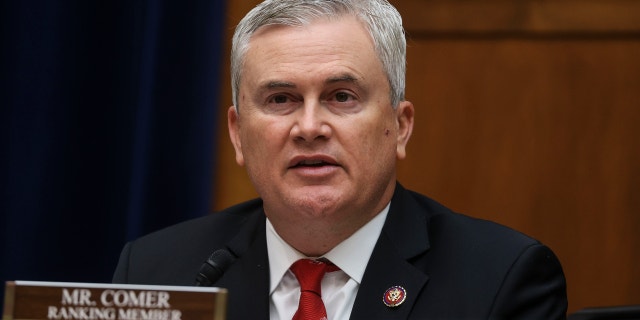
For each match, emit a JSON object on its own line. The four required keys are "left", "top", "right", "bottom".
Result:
{"left": 228, "top": 16, "right": 413, "bottom": 233}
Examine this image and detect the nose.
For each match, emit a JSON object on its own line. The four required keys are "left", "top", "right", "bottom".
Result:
{"left": 290, "top": 101, "right": 331, "bottom": 142}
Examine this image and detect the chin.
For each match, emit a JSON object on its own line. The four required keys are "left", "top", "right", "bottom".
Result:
{"left": 286, "top": 188, "right": 344, "bottom": 217}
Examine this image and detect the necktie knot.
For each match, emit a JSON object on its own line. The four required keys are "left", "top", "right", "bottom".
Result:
{"left": 289, "top": 259, "right": 339, "bottom": 320}
{"left": 290, "top": 259, "right": 338, "bottom": 294}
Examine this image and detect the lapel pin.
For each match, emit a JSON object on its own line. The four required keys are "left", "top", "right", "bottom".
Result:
{"left": 383, "top": 286, "right": 407, "bottom": 308}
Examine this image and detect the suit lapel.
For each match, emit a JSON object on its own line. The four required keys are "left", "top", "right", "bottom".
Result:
{"left": 215, "top": 209, "right": 270, "bottom": 320}
{"left": 350, "top": 184, "right": 431, "bottom": 319}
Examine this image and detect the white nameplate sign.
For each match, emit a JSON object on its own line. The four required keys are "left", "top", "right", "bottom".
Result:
{"left": 3, "top": 281, "right": 227, "bottom": 320}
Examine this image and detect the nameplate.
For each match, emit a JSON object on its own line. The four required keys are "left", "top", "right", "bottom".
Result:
{"left": 3, "top": 281, "right": 227, "bottom": 320}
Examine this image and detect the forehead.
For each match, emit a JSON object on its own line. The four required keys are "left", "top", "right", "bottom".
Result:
{"left": 250, "top": 12, "right": 366, "bottom": 41}
{"left": 241, "top": 16, "right": 385, "bottom": 85}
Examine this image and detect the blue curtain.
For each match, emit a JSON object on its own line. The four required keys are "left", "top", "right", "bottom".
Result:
{"left": 0, "top": 0, "right": 226, "bottom": 310}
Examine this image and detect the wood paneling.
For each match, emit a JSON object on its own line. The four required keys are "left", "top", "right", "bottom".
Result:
{"left": 213, "top": 0, "right": 262, "bottom": 209}
{"left": 215, "top": 0, "right": 640, "bottom": 313}
{"left": 396, "top": 0, "right": 640, "bottom": 313}
{"left": 402, "top": 39, "right": 640, "bottom": 312}
{"left": 399, "top": 0, "right": 640, "bottom": 35}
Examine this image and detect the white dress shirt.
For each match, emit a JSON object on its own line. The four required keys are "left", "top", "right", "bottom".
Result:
{"left": 267, "top": 203, "right": 390, "bottom": 320}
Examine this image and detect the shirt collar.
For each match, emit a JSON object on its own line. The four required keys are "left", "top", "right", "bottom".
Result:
{"left": 266, "top": 202, "right": 390, "bottom": 294}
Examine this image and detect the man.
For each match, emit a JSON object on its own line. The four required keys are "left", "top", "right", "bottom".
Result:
{"left": 113, "top": 0, "right": 568, "bottom": 319}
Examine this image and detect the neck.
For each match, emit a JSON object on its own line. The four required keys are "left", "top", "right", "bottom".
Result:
{"left": 267, "top": 203, "right": 388, "bottom": 257}
{"left": 264, "top": 181, "right": 397, "bottom": 256}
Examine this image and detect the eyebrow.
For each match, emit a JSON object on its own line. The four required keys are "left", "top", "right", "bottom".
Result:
{"left": 325, "top": 74, "right": 359, "bottom": 84}
{"left": 265, "top": 81, "right": 296, "bottom": 89}
{"left": 259, "top": 74, "right": 361, "bottom": 90}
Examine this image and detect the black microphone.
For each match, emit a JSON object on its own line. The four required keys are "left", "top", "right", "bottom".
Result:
{"left": 194, "top": 249, "right": 236, "bottom": 287}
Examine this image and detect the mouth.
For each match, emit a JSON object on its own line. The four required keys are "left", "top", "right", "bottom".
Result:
{"left": 292, "top": 159, "right": 333, "bottom": 168}
{"left": 288, "top": 156, "right": 339, "bottom": 169}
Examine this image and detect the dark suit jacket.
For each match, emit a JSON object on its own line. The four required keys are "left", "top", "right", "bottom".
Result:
{"left": 113, "top": 183, "right": 567, "bottom": 319}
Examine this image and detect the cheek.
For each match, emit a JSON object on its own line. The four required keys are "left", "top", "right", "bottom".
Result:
{"left": 240, "top": 119, "right": 288, "bottom": 160}
{"left": 369, "top": 117, "right": 399, "bottom": 161}
{"left": 351, "top": 121, "right": 395, "bottom": 158}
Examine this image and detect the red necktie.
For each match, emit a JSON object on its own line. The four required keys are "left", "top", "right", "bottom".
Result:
{"left": 290, "top": 259, "right": 340, "bottom": 320}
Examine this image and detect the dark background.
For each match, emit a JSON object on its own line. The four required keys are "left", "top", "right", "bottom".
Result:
{"left": 0, "top": 0, "right": 227, "bottom": 310}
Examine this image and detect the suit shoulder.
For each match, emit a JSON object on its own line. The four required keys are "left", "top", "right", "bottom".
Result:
{"left": 404, "top": 188, "right": 540, "bottom": 249}
{"left": 133, "top": 198, "right": 264, "bottom": 247}
{"left": 114, "top": 198, "right": 264, "bottom": 285}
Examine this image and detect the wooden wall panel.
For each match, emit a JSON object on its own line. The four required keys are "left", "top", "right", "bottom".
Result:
{"left": 400, "top": 0, "right": 640, "bottom": 34}
{"left": 214, "top": 0, "right": 261, "bottom": 209}
{"left": 402, "top": 39, "right": 640, "bottom": 312}
{"left": 391, "top": 1, "right": 640, "bottom": 312}
{"left": 215, "top": 0, "right": 640, "bottom": 313}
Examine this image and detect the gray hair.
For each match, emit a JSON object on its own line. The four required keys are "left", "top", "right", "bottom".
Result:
{"left": 231, "top": 0, "right": 406, "bottom": 109}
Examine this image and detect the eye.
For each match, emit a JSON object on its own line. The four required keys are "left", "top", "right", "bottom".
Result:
{"left": 335, "top": 92, "right": 351, "bottom": 102}
{"left": 330, "top": 91, "right": 356, "bottom": 103}
{"left": 264, "top": 93, "right": 300, "bottom": 114}
{"left": 271, "top": 94, "right": 289, "bottom": 104}
{"left": 329, "top": 91, "right": 358, "bottom": 105}
{"left": 325, "top": 90, "right": 360, "bottom": 113}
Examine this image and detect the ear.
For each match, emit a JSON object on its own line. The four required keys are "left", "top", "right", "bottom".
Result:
{"left": 228, "top": 106, "right": 245, "bottom": 166}
{"left": 395, "top": 100, "right": 414, "bottom": 160}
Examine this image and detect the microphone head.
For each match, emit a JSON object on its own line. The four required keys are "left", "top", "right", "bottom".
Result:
{"left": 208, "top": 249, "right": 235, "bottom": 268}
{"left": 195, "top": 249, "right": 236, "bottom": 286}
